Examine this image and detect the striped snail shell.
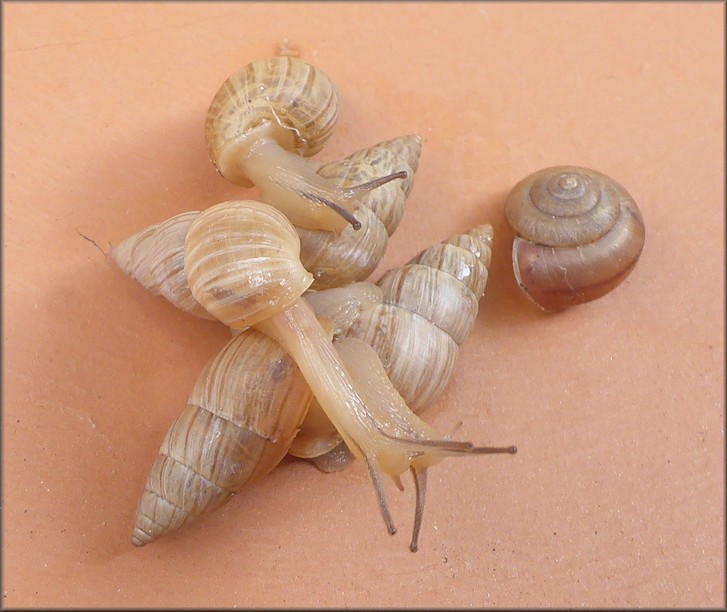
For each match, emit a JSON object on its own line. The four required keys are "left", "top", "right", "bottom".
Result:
{"left": 205, "top": 58, "right": 409, "bottom": 233}
{"left": 111, "top": 212, "right": 215, "bottom": 320}
{"left": 296, "top": 225, "right": 493, "bottom": 469}
{"left": 316, "top": 134, "right": 422, "bottom": 235}
{"left": 505, "top": 166, "right": 645, "bottom": 312}
{"left": 205, "top": 57, "right": 339, "bottom": 187}
{"left": 291, "top": 220, "right": 496, "bottom": 467}
{"left": 131, "top": 328, "right": 312, "bottom": 546}
{"left": 347, "top": 224, "right": 494, "bottom": 412}
{"left": 183, "top": 200, "right": 313, "bottom": 329}
{"left": 298, "top": 135, "right": 423, "bottom": 289}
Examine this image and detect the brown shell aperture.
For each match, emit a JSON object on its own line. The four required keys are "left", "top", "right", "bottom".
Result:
{"left": 504, "top": 166, "right": 645, "bottom": 312}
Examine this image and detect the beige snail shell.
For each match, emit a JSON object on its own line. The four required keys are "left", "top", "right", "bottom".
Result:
{"left": 130, "top": 281, "right": 378, "bottom": 546}
{"left": 181, "top": 199, "right": 514, "bottom": 551}
{"left": 291, "top": 224, "right": 495, "bottom": 470}
{"left": 131, "top": 327, "right": 312, "bottom": 546}
{"left": 183, "top": 200, "right": 313, "bottom": 328}
{"left": 347, "top": 224, "right": 494, "bottom": 412}
{"left": 504, "top": 166, "right": 645, "bottom": 313}
{"left": 298, "top": 134, "right": 423, "bottom": 289}
{"left": 204, "top": 57, "right": 408, "bottom": 232}
{"left": 205, "top": 56, "right": 339, "bottom": 184}
{"left": 111, "top": 136, "right": 421, "bottom": 309}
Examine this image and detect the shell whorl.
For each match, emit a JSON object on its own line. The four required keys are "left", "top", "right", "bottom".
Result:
{"left": 316, "top": 134, "right": 423, "bottom": 235}
{"left": 131, "top": 329, "right": 312, "bottom": 546}
{"left": 347, "top": 225, "right": 493, "bottom": 411}
{"left": 205, "top": 57, "right": 339, "bottom": 186}
{"left": 184, "top": 200, "right": 314, "bottom": 329}
{"left": 112, "top": 212, "right": 215, "bottom": 320}
{"left": 297, "top": 135, "right": 423, "bottom": 289}
{"left": 504, "top": 166, "right": 622, "bottom": 248}
{"left": 505, "top": 166, "right": 645, "bottom": 312}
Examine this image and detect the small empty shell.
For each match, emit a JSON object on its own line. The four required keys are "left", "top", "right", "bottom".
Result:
{"left": 505, "top": 166, "right": 645, "bottom": 312}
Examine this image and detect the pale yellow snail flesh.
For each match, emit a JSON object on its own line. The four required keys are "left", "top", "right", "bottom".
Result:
{"left": 296, "top": 223, "right": 497, "bottom": 471}
{"left": 205, "top": 57, "right": 407, "bottom": 232}
{"left": 504, "top": 166, "right": 645, "bottom": 312}
{"left": 183, "top": 200, "right": 516, "bottom": 551}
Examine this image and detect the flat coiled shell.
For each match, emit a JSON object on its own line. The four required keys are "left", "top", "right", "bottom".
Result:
{"left": 184, "top": 200, "right": 314, "bottom": 329}
{"left": 347, "top": 225, "right": 493, "bottom": 411}
{"left": 206, "top": 57, "right": 339, "bottom": 186}
{"left": 131, "top": 328, "right": 312, "bottom": 546}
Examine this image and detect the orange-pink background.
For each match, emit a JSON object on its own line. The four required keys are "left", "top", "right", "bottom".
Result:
{"left": 3, "top": 2, "right": 724, "bottom": 607}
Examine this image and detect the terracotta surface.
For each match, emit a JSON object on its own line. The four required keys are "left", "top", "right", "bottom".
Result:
{"left": 2, "top": 2, "right": 724, "bottom": 608}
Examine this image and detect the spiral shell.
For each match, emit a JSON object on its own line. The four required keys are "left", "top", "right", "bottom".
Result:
{"left": 297, "top": 135, "right": 423, "bottom": 289}
{"left": 317, "top": 134, "right": 422, "bottom": 235}
{"left": 347, "top": 224, "right": 494, "bottom": 412}
{"left": 112, "top": 212, "right": 215, "bottom": 320}
{"left": 504, "top": 166, "right": 645, "bottom": 312}
{"left": 206, "top": 57, "right": 339, "bottom": 186}
{"left": 131, "top": 328, "right": 312, "bottom": 546}
{"left": 184, "top": 200, "right": 313, "bottom": 329}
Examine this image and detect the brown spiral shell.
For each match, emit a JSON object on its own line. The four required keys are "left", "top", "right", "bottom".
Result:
{"left": 131, "top": 328, "right": 312, "bottom": 546}
{"left": 205, "top": 57, "right": 339, "bottom": 186}
{"left": 504, "top": 166, "right": 645, "bottom": 312}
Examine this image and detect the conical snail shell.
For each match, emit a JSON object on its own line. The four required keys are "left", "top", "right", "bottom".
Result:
{"left": 297, "top": 135, "right": 423, "bottom": 290}
{"left": 205, "top": 57, "right": 339, "bottom": 187}
{"left": 347, "top": 225, "right": 493, "bottom": 412}
{"left": 131, "top": 328, "right": 312, "bottom": 546}
{"left": 504, "top": 166, "right": 645, "bottom": 312}
{"left": 111, "top": 212, "right": 215, "bottom": 320}
{"left": 316, "top": 134, "right": 422, "bottom": 235}
{"left": 183, "top": 200, "right": 314, "bottom": 329}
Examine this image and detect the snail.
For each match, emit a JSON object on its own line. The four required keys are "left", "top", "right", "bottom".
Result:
{"left": 130, "top": 283, "right": 382, "bottom": 546}
{"left": 298, "top": 134, "right": 423, "bottom": 289}
{"left": 111, "top": 135, "right": 421, "bottom": 307}
{"left": 130, "top": 327, "right": 313, "bottom": 547}
{"left": 182, "top": 199, "right": 515, "bottom": 551}
{"left": 504, "top": 166, "right": 646, "bottom": 312}
{"left": 112, "top": 214, "right": 501, "bottom": 481}
{"left": 205, "top": 57, "right": 407, "bottom": 232}
{"left": 290, "top": 223, "right": 496, "bottom": 470}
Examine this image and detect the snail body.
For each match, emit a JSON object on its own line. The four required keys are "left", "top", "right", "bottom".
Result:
{"left": 289, "top": 224, "right": 495, "bottom": 472}
{"left": 504, "top": 166, "right": 645, "bottom": 312}
{"left": 206, "top": 58, "right": 407, "bottom": 232}
{"left": 182, "top": 200, "right": 514, "bottom": 551}
{"left": 131, "top": 327, "right": 312, "bottom": 546}
{"left": 299, "top": 135, "right": 423, "bottom": 289}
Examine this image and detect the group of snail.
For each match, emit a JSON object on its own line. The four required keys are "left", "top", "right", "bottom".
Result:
{"left": 112, "top": 57, "right": 645, "bottom": 553}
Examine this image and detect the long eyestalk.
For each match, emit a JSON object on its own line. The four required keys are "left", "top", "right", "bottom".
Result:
{"left": 241, "top": 137, "right": 408, "bottom": 232}
{"left": 254, "top": 300, "right": 517, "bottom": 551}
